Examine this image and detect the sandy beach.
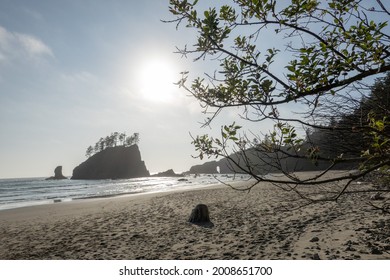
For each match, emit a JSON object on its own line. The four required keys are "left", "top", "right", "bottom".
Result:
{"left": 0, "top": 171, "right": 389, "bottom": 260}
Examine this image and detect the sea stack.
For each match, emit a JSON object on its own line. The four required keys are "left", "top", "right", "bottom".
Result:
{"left": 46, "top": 166, "right": 67, "bottom": 180}
{"left": 71, "top": 145, "right": 150, "bottom": 180}
{"left": 151, "top": 169, "right": 184, "bottom": 177}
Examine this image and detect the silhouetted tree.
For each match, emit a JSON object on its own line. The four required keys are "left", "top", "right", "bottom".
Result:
{"left": 133, "top": 133, "right": 140, "bottom": 145}
{"left": 105, "top": 135, "right": 113, "bottom": 149}
{"left": 112, "top": 132, "right": 119, "bottom": 146}
{"left": 167, "top": 0, "right": 390, "bottom": 205}
{"left": 306, "top": 72, "right": 390, "bottom": 167}
{"left": 119, "top": 132, "right": 126, "bottom": 146}
{"left": 98, "top": 137, "right": 105, "bottom": 152}
{"left": 125, "top": 133, "right": 140, "bottom": 147}
{"left": 86, "top": 132, "right": 141, "bottom": 158}
{"left": 85, "top": 145, "right": 94, "bottom": 158}
{"left": 94, "top": 142, "right": 100, "bottom": 154}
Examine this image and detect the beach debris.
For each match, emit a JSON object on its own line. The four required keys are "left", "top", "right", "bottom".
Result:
{"left": 178, "top": 178, "right": 189, "bottom": 182}
{"left": 130, "top": 234, "right": 141, "bottom": 240}
{"left": 310, "top": 236, "right": 319, "bottom": 242}
{"left": 312, "top": 253, "right": 321, "bottom": 260}
{"left": 371, "top": 248, "right": 383, "bottom": 255}
{"left": 345, "top": 245, "right": 356, "bottom": 252}
{"left": 370, "top": 193, "right": 385, "bottom": 200}
{"left": 188, "top": 204, "right": 211, "bottom": 224}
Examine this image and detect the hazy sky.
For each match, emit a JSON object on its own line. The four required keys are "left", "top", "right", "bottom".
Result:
{"left": 0, "top": 1, "right": 386, "bottom": 178}
{"left": 0, "top": 0, "right": 256, "bottom": 178}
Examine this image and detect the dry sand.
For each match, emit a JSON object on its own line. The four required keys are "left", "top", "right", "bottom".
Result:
{"left": 0, "top": 171, "right": 389, "bottom": 260}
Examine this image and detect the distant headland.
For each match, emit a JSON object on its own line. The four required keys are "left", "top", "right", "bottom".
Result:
{"left": 54, "top": 130, "right": 355, "bottom": 180}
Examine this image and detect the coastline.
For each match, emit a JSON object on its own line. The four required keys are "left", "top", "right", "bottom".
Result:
{"left": 0, "top": 175, "right": 241, "bottom": 211}
{"left": 0, "top": 172, "right": 389, "bottom": 260}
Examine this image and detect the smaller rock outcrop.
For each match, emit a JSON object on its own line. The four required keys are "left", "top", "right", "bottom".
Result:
{"left": 46, "top": 166, "right": 67, "bottom": 180}
{"left": 152, "top": 169, "right": 184, "bottom": 177}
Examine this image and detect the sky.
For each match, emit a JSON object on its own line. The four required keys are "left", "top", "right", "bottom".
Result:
{"left": 0, "top": 0, "right": 387, "bottom": 179}
{"left": 0, "top": 0, "right": 196, "bottom": 178}
{"left": 1, "top": 0, "right": 263, "bottom": 178}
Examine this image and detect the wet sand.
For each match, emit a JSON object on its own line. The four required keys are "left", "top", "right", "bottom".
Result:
{"left": 0, "top": 171, "right": 389, "bottom": 259}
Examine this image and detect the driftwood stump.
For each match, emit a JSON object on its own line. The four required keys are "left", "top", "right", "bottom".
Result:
{"left": 188, "top": 204, "right": 210, "bottom": 224}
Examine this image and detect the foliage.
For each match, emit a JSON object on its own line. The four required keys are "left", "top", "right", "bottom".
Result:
{"left": 85, "top": 132, "right": 140, "bottom": 158}
{"left": 168, "top": 0, "right": 390, "bottom": 203}
{"left": 307, "top": 73, "right": 390, "bottom": 170}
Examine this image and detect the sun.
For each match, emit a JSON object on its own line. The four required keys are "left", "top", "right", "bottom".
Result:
{"left": 137, "top": 58, "right": 178, "bottom": 103}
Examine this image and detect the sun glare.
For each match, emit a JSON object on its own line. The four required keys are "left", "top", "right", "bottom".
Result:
{"left": 137, "top": 58, "right": 178, "bottom": 103}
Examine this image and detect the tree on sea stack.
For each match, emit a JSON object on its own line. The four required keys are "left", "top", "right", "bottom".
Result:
{"left": 85, "top": 132, "right": 141, "bottom": 158}
{"left": 167, "top": 0, "right": 390, "bottom": 207}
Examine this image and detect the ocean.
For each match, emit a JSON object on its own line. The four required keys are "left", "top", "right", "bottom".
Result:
{"left": 0, "top": 174, "right": 250, "bottom": 211}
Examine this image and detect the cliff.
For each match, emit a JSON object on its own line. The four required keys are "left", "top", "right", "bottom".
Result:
{"left": 187, "top": 158, "right": 245, "bottom": 174}
{"left": 71, "top": 145, "right": 150, "bottom": 179}
{"left": 186, "top": 145, "right": 355, "bottom": 175}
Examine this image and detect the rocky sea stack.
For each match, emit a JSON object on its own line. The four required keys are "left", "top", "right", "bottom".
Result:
{"left": 71, "top": 145, "right": 149, "bottom": 180}
{"left": 46, "top": 166, "right": 67, "bottom": 180}
{"left": 151, "top": 169, "right": 183, "bottom": 177}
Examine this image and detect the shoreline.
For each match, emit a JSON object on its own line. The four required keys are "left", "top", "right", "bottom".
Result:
{"left": 0, "top": 180, "right": 228, "bottom": 213}
{"left": 0, "top": 175, "right": 243, "bottom": 212}
{"left": 0, "top": 181, "right": 231, "bottom": 223}
{"left": 1, "top": 172, "right": 389, "bottom": 260}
